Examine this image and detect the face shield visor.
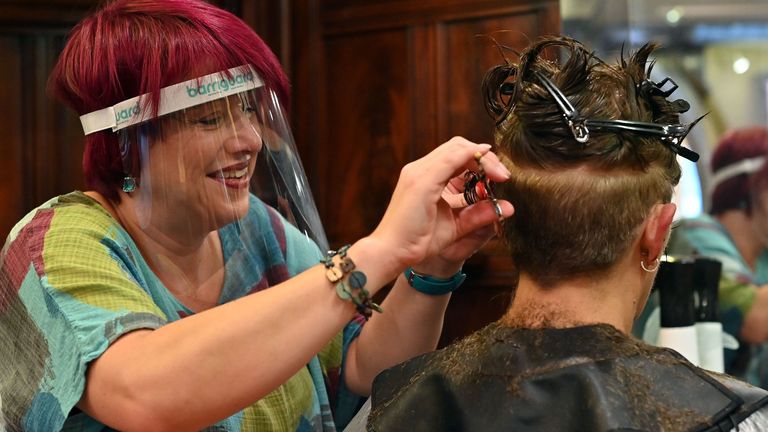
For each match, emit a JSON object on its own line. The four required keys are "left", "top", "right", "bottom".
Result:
{"left": 79, "top": 66, "right": 327, "bottom": 284}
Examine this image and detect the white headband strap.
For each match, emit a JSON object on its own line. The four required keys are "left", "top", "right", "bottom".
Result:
{"left": 710, "top": 156, "right": 766, "bottom": 190}
{"left": 79, "top": 65, "right": 264, "bottom": 135}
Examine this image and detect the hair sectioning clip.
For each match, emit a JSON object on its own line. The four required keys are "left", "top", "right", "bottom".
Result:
{"left": 532, "top": 70, "right": 589, "bottom": 144}
{"left": 531, "top": 70, "right": 700, "bottom": 162}
{"left": 639, "top": 77, "right": 678, "bottom": 98}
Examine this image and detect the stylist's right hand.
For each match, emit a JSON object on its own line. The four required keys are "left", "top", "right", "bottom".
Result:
{"left": 370, "top": 136, "right": 514, "bottom": 270}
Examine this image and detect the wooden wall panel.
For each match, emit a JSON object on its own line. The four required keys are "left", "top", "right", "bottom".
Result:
{"left": 0, "top": 0, "right": 95, "bottom": 239}
{"left": 0, "top": 37, "right": 25, "bottom": 237}
{"left": 0, "top": 30, "right": 85, "bottom": 239}
{"left": 318, "top": 30, "right": 411, "bottom": 244}
{"left": 21, "top": 35, "right": 86, "bottom": 210}
{"left": 291, "top": 0, "right": 560, "bottom": 345}
{"left": 439, "top": 14, "right": 541, "bottom": 143}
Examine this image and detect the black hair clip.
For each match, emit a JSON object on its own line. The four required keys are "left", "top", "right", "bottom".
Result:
{"left": 640, "top": 78, "right": 691, "bottom": 114}
{"left": 532, "top": 70, "right": 700, "bottom": 162}
{"left": 532, "top": 70, "right": 589, "bottom": 144}
{"left": 639, "top": 77, "right": 678, "bottom": 98}
{"left": 585, "top": 120, "right": 700, "bottom": 162}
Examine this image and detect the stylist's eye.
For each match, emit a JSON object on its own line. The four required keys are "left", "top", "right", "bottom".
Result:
{"left": 196, "top": 114, "right": 224, "bottom": 127}
{"left": 241, "top": 103, "right": 257, "bottom": 116}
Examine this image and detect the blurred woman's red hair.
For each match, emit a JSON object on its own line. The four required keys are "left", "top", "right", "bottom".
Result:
{"left": 710, "top": 127, "right": 768, "bottom": 215}
{"left": 48, "top": 0, "right": 289, "bottom": 201}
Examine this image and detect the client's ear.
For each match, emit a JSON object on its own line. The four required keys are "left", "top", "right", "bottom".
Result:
{"left": 640, "top": 203, "right": 677, "bottom": 261}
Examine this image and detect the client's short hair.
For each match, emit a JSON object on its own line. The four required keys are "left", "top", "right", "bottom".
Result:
{"left": 483, "top": 36, "right": 688, "bottom": 287}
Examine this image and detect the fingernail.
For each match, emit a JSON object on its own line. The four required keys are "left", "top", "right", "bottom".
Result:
{"left": 501, "top": 165, "right": 512, "bottom": 179}
{"left": 478, "top": 144, "right": 492, "bottom": 151}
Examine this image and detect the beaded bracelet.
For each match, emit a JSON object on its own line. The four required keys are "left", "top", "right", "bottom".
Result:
{"left": 321, "top": 245, "right": 383, "bottom": 320}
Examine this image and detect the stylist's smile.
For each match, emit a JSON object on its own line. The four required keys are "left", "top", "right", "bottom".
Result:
{"left": 208, "top": 160, "right": 251, "bottom": 189}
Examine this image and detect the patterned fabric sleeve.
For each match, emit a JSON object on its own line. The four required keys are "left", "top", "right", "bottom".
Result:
{"left": 0, "top": 198, "right": 167, "bottom": 431}
{"left": 308, "top": 315, "right": 367, "bottom": 430}
{"left": 332, "top": 317, "right": 367, "bottom": 428}
{"left": 281, "top": 220, "right": 367, "bottom": 429}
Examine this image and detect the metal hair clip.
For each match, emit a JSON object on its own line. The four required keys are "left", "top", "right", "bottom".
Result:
{"left": 531, "top": 70, "right": 701, "bottom": 162}
{"left": 532, "top": 71, "right": 589, "bottom": 143}
{"left": 584, "top": 120, "right": 700, "bottom": 162}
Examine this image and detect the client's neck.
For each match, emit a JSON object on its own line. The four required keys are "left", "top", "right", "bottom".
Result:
{"left": 501, "top": 270, "right": 641, "bottom": 334}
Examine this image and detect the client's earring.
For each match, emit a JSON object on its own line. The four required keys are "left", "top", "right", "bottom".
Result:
{"left": 122, "top": 176, "right": 137, "bottom": 193}
{"left": 641, "top": 258, "right": 660, "bottom": 273}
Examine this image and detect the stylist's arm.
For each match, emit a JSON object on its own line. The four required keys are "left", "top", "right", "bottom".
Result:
{"left": 344, "top": 137, "right": 514, "bottom": 395}
{"left": 79, "top": 138, "right": 512, "bottom": 430}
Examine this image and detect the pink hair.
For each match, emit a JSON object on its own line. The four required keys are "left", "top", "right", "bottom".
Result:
{"left": 710, "top": 127, "right": 768, "bottom": 215}
{"left": 48, "top": 0, "right": 289, "bottom": 201}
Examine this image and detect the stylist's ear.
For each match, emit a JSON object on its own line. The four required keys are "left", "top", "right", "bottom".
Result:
{"left": 641, "top": 203, "right": 677, "bottom": 262}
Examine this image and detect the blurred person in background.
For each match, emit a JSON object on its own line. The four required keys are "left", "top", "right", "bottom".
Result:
{"left": 667, "top": 127, "right": 768, "bottom": 388}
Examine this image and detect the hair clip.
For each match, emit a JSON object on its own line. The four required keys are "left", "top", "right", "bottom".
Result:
{"left": 531, "top": 70, "right": 700, "bottom": 162}
{"left": 532, "top": 70, "right": 589, "bottom": 143}
{"left": 585, "top": 120, "right": 700, "bottom": 162}
{"left": 639, "top": 77, "right": 678, "bottom": 98}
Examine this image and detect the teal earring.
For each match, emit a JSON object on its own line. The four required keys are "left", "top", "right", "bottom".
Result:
{"left": 122, "top": 176, "right": 137, "bottom": 193}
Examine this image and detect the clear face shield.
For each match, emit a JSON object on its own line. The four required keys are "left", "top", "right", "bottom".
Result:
{"left": 80, "top": 66, "right": 327, "bottom": 288}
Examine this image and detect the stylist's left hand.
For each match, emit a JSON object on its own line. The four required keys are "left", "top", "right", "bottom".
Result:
{"left": 369, "top": 136, "right": 514, "bottom": 273}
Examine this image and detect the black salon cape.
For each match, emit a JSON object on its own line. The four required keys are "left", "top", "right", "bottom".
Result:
{"left": 367, "top": 323, "right": 768, "bottom": 432}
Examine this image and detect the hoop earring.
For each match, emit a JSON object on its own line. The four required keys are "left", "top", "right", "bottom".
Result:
{"left": 641, "top": 258, "right": 660, "bottom": 273}
{"left": 122, "top": 176, "right": 137, "bottom": 193}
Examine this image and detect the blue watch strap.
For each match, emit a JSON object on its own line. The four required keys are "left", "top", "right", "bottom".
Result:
{"left": 404, "top": 267, "right": 466, "bottom": 295}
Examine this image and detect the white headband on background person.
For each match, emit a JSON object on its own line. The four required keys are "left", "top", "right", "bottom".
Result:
{"left": 79, "top": 65, "right": 263, "bottom": 135}
{"left": 709, "top": 156, "right": 766, "bottom": 190}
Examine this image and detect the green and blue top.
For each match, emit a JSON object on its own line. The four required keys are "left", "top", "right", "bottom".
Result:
{"left": 0, "top": 192, "right": 365, "bottom": 431}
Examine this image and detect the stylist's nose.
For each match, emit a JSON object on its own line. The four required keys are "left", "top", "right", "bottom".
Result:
{"left": 225, "top": 109, "right": 263, "bottom": 154}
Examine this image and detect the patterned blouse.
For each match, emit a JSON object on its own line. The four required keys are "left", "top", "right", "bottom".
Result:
{"left": 0, "top": 191, "right": 365, "bottom": 431}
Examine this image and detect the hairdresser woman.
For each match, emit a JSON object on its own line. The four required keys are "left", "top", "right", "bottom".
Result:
{"left": 0, "top": 1, "right": 512, "bottom": 431}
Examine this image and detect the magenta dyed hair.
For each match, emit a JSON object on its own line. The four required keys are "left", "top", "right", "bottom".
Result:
{"left": 710, "top": 127, "right": 768, "bottom": 215}
{"left": 48, "top": 0, "right": 289, "bottom": 202}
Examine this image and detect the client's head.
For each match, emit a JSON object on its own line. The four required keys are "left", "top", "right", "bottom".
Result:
{"left": 483, "top": 36, "right": 696, "bottom": 289}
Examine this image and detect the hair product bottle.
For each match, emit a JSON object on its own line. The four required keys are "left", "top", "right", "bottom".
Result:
{"left": 656, "top": 258, "right": 700, "bottom": 366}
{"left": 693, "top": 257, "right": 724, "bottom": 372}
